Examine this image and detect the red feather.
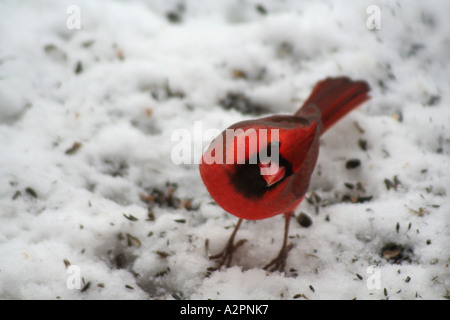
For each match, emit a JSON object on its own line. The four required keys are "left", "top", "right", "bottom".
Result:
{"left": 200, "top": 77, "right": 371, "bottom": 271}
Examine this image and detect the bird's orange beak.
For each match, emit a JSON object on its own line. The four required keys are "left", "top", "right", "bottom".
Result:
{"left": 258, "top": 161, "right": 286, "bottom": 187}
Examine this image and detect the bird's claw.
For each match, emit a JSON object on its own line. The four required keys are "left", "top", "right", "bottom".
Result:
{"left": 207, "top": 238, "right": 248, "bottom": 272}
{"left": 263, "top": 243, "right": 294, "bottom": 272}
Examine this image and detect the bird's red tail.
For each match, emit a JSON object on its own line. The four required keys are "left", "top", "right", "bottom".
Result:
{"left": 296, "top": 77, "right": 370, "bottom": 133}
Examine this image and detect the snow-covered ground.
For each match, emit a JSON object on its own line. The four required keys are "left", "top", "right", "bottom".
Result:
{"left": 0, "top": 0, "right": 448, "bottom": 300}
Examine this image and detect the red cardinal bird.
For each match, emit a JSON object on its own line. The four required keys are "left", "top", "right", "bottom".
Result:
{"left": 200, "top": 77, "right": 370, "bottom": 272}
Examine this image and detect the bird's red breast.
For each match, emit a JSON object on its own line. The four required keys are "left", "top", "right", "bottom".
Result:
{"left": 200, "top": 77, "right": 370, "bottom": 221}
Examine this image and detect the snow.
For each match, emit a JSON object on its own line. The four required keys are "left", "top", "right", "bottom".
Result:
{"left": 0, "top": 0, "right": 449, "bottom": 300}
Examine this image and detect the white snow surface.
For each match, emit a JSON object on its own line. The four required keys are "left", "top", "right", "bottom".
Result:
{"left": 0, "top": 0, "right": 449, "bottom": 300}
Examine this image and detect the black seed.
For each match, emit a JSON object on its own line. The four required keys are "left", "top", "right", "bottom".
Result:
{"left": 356, "top": 273, "right": 363, "bottom": 280}
{"left": 426, "top": 239, "right": 431, "bottom": 245}
{"left": 147, "top": 210, "right": 155, "bottom": 221}
{"left": 344, "top": 182, "right": 354, "bottom": 190}
{"left": 44, "top": 44, "right": 67, "bottom": 61}
{"left": 123, "top": 213, "right": 138, "bottom": 221}
{"left": 346, "top": 159, "right": 361, "bottom": 169}
{"left": 12, "top": 190, "right": 21, "bottom": 200}
{"left": 296, "top": 212, "right": 313, "bottom": 228}
{"left": 312, "top": 191, "right": 322, "bottom": 203}
{"left": 63, "top": 259, "right": 71, "bottom": 268}
{"left": 341, "top": 194, "right": 352, "bottom": 203}
{"left": 384, "top": 178, "right": 394, "bottom": 190}
{"left": 405, "top": 276, "right": 411, "bottom": 283}
{"left": 353, "top": 121, "right": 365, "bottom": 134}
{"left": 385, "top": 176, "right": 401, "bottom": 191}
{"left": 114, "top": 253, "right": 127, "bottom": 269}
{"left": 356, "top": 195, "right": 373, "bottom": 203}
{"left": 256, "top": 4, "right": 267, "bottom": 15}
{"left": 392, "top": 111, "right": 403, "bottom": 122}
{"left": 356, "top": 181, "right": 366, "bottom": 192}
{"left": 378, "top": 79, "right": 388, "bottom": 93}
{"left": 309, "top": 285, "right": 315, "bottom": 293}
{"left": 25, "top": 187, "right": 38, "bottom": 198}
{"left": 74, "top": 61, "right": 83, "bottom": 74}
{"left": 172, "top": 293, "right": 182, "bottom": 300}
{"left": 306, "top": 195, "right": 314, "bottom": 205}
{"left": 126, "top": 233, "right": 141, "bottom": 248}
{"left": 427, "top": 95, "right": 440, "bottom": 106}
{"left": 81, "top": 281, "right": 91, "bottom": 293}
{"left": 82, "top": 40, "right": 95, "bottom": 48}
{"left": 396, "top": 222, "right": 400, "bottom": 233}
{"left": 358, "top": 139, "right": 367, "bottom": 151}
{"left": 166, "top": 12, "right": 181, "bottom": 23}
{"left": 65, "top": 141, "right": 82, "bottom": 155}
{"left": 155, "top": 269, "right": 170, "bottom": 278}
{"left": 156, "top": 251, "right": 170, "bottom": 258}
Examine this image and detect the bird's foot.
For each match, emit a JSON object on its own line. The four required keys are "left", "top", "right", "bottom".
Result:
{"left": 263, "top": 243, "right": 294, "bottom": 272}
{"left": 207, "top": 238, "right": 247, "bottom": 272}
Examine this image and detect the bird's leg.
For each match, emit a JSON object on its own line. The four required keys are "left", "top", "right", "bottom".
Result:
{"left": 263, "top": 212, "right": 294, "bottom": 272}
{"left": 207, "top": 218, "right": 247, "bottom": 271}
